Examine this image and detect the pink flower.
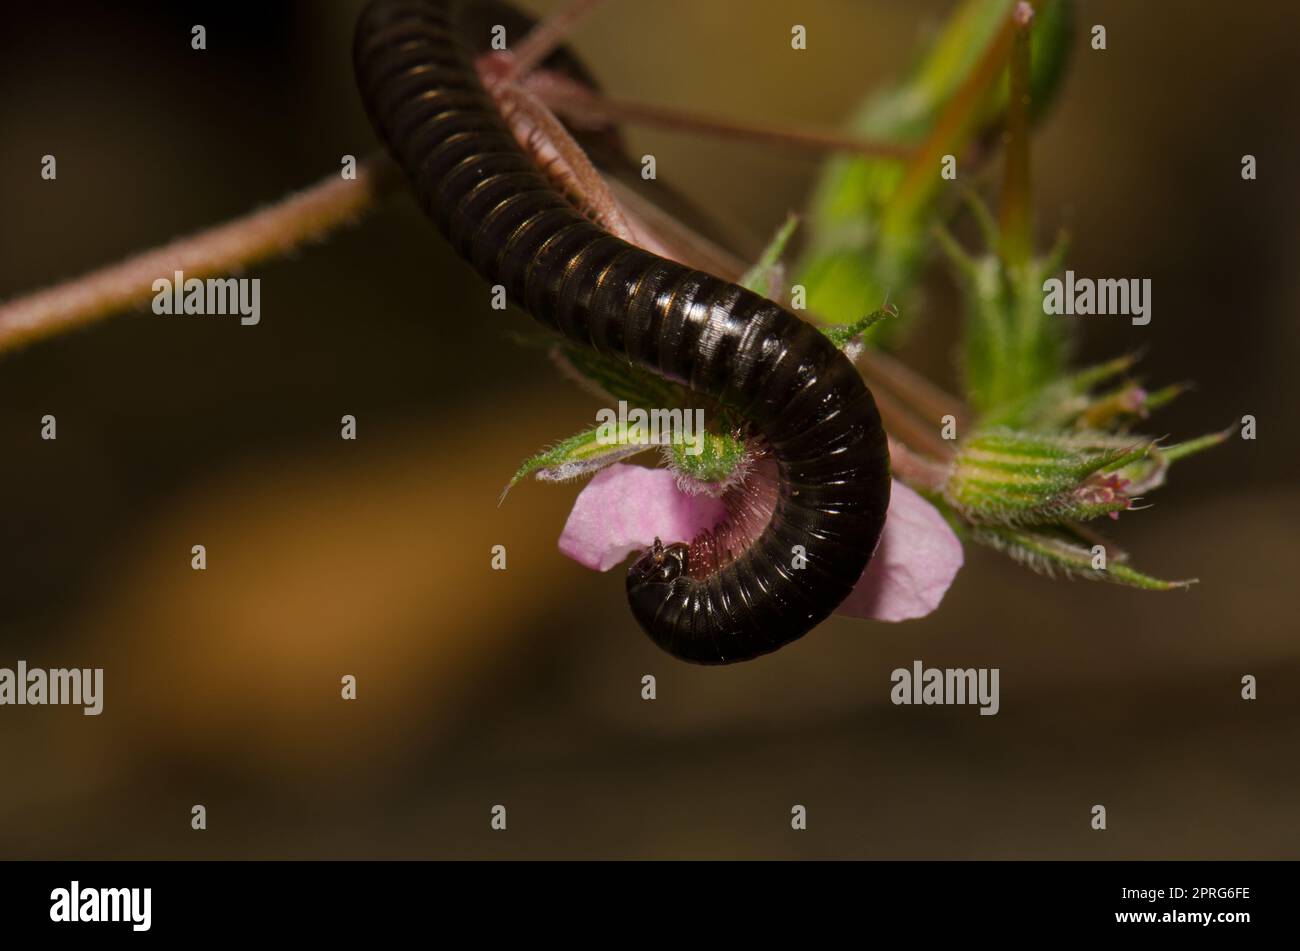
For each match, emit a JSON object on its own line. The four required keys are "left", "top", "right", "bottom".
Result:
{"left": 832, "top": 479, "right": 964, "bottom": 621}
{"left": 558, "top": 464, "right": 962, "bottom": 621}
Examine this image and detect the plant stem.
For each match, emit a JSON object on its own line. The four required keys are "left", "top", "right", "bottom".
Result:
{"left": 536, "top": 86, "right": 915, "bottom": 161}
{"left": 882, "top": 3, "right": 1021, "bottom": 234}
{"left": 998, "top": 2, "right": 1035, "bottom": 270}
{"left": 888, "top": 437, "right": 952, "bottom": 493}
{"left": 504, "top": 0, "right": 606, "bottom": 80}
{"left": 870, "top": 385, "right": 957, "bottom": 464}
{"left": 0, "top": 155, "right": 401, "bottom": 356}
{"left": 855, "top": 346, "right": 970, "bottom": 438}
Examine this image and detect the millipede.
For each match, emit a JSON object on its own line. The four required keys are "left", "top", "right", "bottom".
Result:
{"left": 353, "top": 0, "right": 891, "bottom": 664}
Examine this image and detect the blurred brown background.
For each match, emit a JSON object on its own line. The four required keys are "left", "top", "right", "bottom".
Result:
{"left": 1, "top": 0, "right": 1297, "bottom": 859}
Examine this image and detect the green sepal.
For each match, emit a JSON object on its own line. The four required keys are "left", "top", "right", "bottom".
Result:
{"left": 945, "top": 428, "right": 1151, "bottom": 525}
{"left": 502, "top": 424, "right": 659, "bottom": 502}
{"left": 821, "top": 304, "right": 899, "bottom": 350}
{"left": 663, "top": 430, "right": 750, "bottom": 488}
{"left": 971, "top": 523, "right": 1195, "bottom": 591}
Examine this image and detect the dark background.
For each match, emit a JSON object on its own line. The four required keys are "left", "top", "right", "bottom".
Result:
{"left": 1, "top": 0, "right": 1297, "bottom": 858}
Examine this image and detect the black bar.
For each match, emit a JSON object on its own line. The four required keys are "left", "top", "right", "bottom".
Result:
{"left": 0, "top": 860, "right": 1282, "bottom": 938}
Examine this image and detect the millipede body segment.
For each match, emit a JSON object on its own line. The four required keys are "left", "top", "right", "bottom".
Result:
{"left": 353, "top": 0, "right": 891, "bottom": 663}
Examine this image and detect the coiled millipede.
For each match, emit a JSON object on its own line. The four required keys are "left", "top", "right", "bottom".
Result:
{"left": 354, "top": 0, "right": 891, "bottom": 663}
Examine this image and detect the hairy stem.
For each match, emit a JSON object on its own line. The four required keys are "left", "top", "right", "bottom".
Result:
{"left": 870, "top": 385, "right": 956, "bottom": 464}
{"left": 855, "top": 346, "right": 971, "bottom": 440}
{"left": 0, "top": 54, "right": 960, "bottom": 473}
{"left": 0, "top": 156, "right": 401, "bottom": 355}
{"left": 503, "top": 0, "right": 607, "bottom": 80}
{"left": 535, "top": 83, "right": 915, "bottom": 161}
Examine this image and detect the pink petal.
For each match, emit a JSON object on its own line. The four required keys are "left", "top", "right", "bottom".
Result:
{"left": 557, "top": 465, "right": 963, "bottom": 623}
{"left": 558, "top": 464, "right": 726, "bottom": 571}
{"left": 835, "top": 480, "right": 963, "bottom": 622}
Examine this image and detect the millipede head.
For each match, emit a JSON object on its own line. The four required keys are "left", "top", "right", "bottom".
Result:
{"left": 628, "top": 538, "right": 688, "bottom": 587}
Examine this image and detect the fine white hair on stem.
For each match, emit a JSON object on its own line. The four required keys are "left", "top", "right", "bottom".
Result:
{"left": 0, "top": 156, "right": 400, "bottom": 355}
